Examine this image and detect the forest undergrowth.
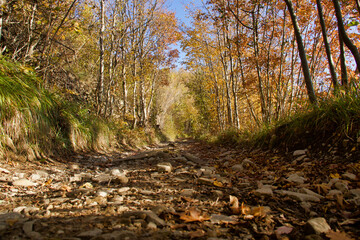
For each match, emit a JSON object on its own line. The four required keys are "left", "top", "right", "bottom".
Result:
{"left": 213, "top": 90, "right": 360, "bottom": 160}
{"left": 1, "top": 55, "right": 360, "bottom": 163}
{"left": 0, "top": 56, "right": 160, "bottom": 163}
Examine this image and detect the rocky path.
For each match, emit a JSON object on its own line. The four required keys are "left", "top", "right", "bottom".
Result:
{"left": 0, "top": 140, "right": 359, "bottom": 239}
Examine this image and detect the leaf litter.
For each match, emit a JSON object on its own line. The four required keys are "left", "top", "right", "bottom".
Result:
{"left": 0, "top": 139, "right": 359, "bottom": 239}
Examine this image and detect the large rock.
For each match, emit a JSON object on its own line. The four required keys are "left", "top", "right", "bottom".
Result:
{"left": 299, "top": 188, "right": 324, "bottom": 199}
{"left": 349, "top": 189, "right": 360, "bottom": 198}
{"left": 231, "top": 164, "right": 244, "bottom": 172}
{"left": 92, "top": 174, "right": 112, "bottom": 183}
{"left": 276, "top": 190, "right": 321, "bottom": 202}
{"left": 181, "top": 189, "right": 196, "bottom": 197}
{"left": 23, "top": 220, "right": 42, "bottom": 239}
{"left": 305, "top": 218, "right": 331, "bottom": 234}
{"left": 157, "top": 162, "right": 172, "bottom": 173}
{"left": 182, "top": 152, "right": 205, "bottom": 165}
{"left": 254, "top": 187, "right": 273, "bottom": 196}
{"left": 293, "top": 149, "right": 307, "bottom": 157}
{"left": 12, "top": 179, "right": 37, "bottom": 187}
{"left": 199, "top": 166, "right": 216, "bottom": 177}
{"left": 342, "top": 172, "right": 357, "bottom": 181}
{"left": 35, "top": 170, "right": 49, "bottom": 178}
{"left": 327, "top": 190, "right": 342, "bottom": 197}
{"left": 287, "top": 173, "right": 306, "bottom": 184}
{"left": 242, "top": 158, "right": 255, "bottom": 167}
{"left": 334, "top": 181, "right": 348, "bottom": 193}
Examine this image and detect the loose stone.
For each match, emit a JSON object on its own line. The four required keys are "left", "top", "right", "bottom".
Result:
{"left": 13, "top": 179, "right": 37, "bottom": 187}
{"left": 305, "top": 217, "right": 331, "bottom": 234}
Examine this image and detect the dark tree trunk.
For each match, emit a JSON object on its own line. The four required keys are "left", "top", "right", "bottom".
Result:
{"left": 332, "top": 0, "right": 360, "bottom": 73}
{"left": 339, "top": 34, "right": 349, "bottom": 87}
{"left": 284, "top": 0, "right": 317, "bottom": 105}
{"left": 316, "top": 0, "right": 339, "bottom": 90}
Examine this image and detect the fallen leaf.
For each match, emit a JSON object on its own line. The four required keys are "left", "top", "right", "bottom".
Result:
{"left": 213, "top": 181, "right": 224, "bottom": 187}
{"left": 335, "top": 194, "right": 344, "bottom": 209}
{"left": 252, "top": 206, "right": 269, "bottom": 218}
{"left": 210, "top": 214, "right": 239, "bottom": 224}
{"left": 170, "top": 223, "right": 187, "bottom": 229}
{"left": 180, "top": 207, "right": 210, "bottom": 223}
{"left": 340, "top": 219, "right": 359, "bottom": 225}
{"left": 60, "top": 185, "right": 72, "bottom": 192}
{"left": 314, "top": 183, "right": 330, "bottom": 194}
{"left": 181, "top": 196, "right": 194, "bottom": 202}
{"left": 43, "top": 179, "right": 53, "bottom": 186}
{"left": 326, "top": 230, "right": 354, "bottom": 240}
{"left": 229, "top": 195, "right": 240, "bottom": 214}
{"left": 330, "top": 173, "right": 340, "bottom": 179}
{"left": 189, "top": 229, "right": 205, "bottom": 239}
{"left": 241, "top": 202, "right": 251, "bottom": 215}
{"left": 80, "top": 182, "right": 93, "bottom": 189}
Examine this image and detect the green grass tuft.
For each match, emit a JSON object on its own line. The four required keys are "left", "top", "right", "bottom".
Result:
{"left": 211, "top": 90, "right": 360, "bottom": 154}
{"left": 0, "top": 56, "right": 116, "bottom": 161}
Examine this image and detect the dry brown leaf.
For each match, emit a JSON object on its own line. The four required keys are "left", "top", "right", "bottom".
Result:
{"left": 314, "top": 183, "right": 330, "bottom": 194}
{"left": 189, "top": 229, "right": 205, "bottom": 239}
{"left": 241, "top": 202, "right": 251, "bottom": 215}
{"left": 43, "top": 179, "right": 53, "bottom": 186}
{"left": 340, "top": 219, "right": 359, "bottom": 225}
{"left": 213, "top": 180, "right": 224, "bottom": 187}
{"left": 326, "top": 230, "right": 354, "bottom": 240}
{"left": 229, "top": 195, "right": 241, "bottom": 214}
{"left": 180, "top": 207, "right": 210, "bottom": 223}
{"left": 252, "top": 206, "right": 269, "bottom": 218}
{"left": 60, "top": 185, "right": 72, "bottom": 192}
{"left": 335, "top": 194, "right": 344, "bottom": 209}
{"left": 181, "top": 196, "right": 194, "bottom": 202}
{"left": 170, "top": 223, "right": 187, "bottom": 229}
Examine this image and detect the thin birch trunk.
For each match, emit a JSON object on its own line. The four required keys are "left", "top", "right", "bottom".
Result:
{"left": 97, "top": 0, "right": 105, "bottom": 115}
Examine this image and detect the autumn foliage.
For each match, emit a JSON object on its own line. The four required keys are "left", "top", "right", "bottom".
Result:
{"left": 181, "top": 0, "right": 360, "bottom": 134}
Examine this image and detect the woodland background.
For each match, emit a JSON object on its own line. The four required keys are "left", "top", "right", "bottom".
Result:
{"left": 0, "top": 0, "right": 359, "bottom": 158}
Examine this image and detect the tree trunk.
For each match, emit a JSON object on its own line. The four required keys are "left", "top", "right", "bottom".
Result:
{"left": 0, "top": 0, "right": 4, "bottom": 43}
{"left": 97, "top": 0, "right": 105, "bottom": 115}
{"left": 218, "top": 29, "right": 233, "bottom": 127}
{"left": 24, "top": 3, "right": 37, "bottom": 60}
{"left": 332, "top": 0, "right": 360, "bottom": 73}
{"left": 284, "top": 0, "right": 317, "bottom": 105}
{"left": 132, "top": 80, "right": 137, "bottom": 129}
{"left": 276, "top": 6, "right": 287, "bottom": 120}
{"left": 122, "top": 65, "right": 128, "bottom": 118}
{"left": 339, "top": 34, "right": 349, "bottom": 87}
{"left": 105, "top": 0, "right": 118, "bottom": 117}
{"left": 252, "top": 5, "right": 268, "bottom": 122}
{"left": 316, "top": 0, "right": 339, "bottom": 91}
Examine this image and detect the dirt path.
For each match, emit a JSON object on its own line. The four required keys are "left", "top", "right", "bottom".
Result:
{"left": 0, "top": 140, "right": 359, "bottom": 239}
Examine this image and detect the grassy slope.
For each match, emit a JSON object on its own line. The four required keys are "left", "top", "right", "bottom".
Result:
{"left": 0, "top": 57, "right": 158, "bottom": 162}
{"left": 216, "top": 92, "right": 360, "bottom": 157}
